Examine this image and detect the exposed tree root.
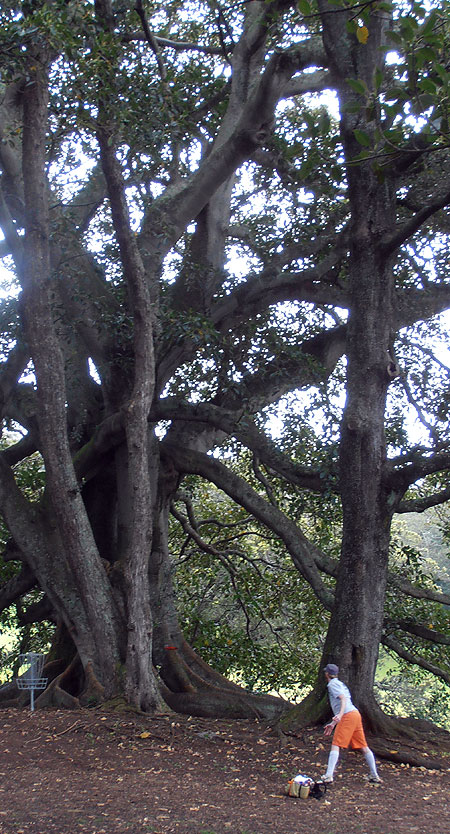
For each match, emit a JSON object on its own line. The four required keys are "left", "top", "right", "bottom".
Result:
{"left": 159, "top": 680, "right": 285, "bottom": 720}
{"left": 79, "top": 661, "right": 106, "bottom": 707}
{"left": 365, "top": 713, "right": 450, "bottom": 769}
{"left": 368, "top": 726, "right": 450, "bottom": 770}
{"left": 35, "top": 656, "right": 82, "bottom": 710}
{"left": 158, "top": 642, "right": 289, "bottom": 720}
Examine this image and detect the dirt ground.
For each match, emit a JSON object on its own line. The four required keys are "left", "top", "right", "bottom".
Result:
{"left": 0, "top": 707, "right": 449, "bottom": 834}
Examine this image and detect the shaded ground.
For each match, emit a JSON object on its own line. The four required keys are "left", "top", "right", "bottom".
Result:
{"left": 0, "top": 707, "right": 449, "bottom": 834}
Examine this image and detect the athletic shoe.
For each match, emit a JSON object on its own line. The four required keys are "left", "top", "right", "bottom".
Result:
{"left": 366, "top": 775, "right": 382, "bottom": 783}
{"left": 321, "top": 775, "right": 333, "bottom": 783}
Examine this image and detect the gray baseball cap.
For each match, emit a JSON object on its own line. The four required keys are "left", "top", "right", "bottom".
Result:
{"left": 324, "top": 663, "right": 339, "bottom": 676}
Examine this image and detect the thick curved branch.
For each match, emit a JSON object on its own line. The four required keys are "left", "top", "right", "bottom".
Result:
{"left": 158, "top": 398, "right": 334, "bottom": 492}
{"left": 397, "top": 486, "right": 450, "bottom": 514}
{"left": 211, "top": 261, "right": 348, "bottom": 334}
{"left": 141, "top": 38, "right": 327, "bottom": 255}
{"left": 17, "top": 595, "right": 55, "bottom": 625}
{"left": 233, "top": 330, "right": 347, "bottom": 413}
{"left": 386, "top": 442, "right": 450, "bottom": 495}
{"left": 383, "top": 187, "right": 450, "bottom": 257}
{"left": 381, "top": 634, "right": 450, "bottom": 686}
{"left": 394, "top": 283, "right": 450, "bottom": 330}
{"left": 0, "top": 565, "right": 36, "bottom": 613}
{"left": 284, "top": 70, "right": 333, "bottom": 97}
{"left": 0, "top": 343, "right": 31, "bottom": 416}
{"left": 387, "top": 620, "right": 450, "bottom": 646}
{"left": 0, "top": 186, "right": 23, "bottom": 264}
{"left": 388, "top": 573, "right": 450, "bottom": 607}
{"left": 1, "top": 435, "right": 39, "bottom": 466}
{"left": 158, "top": 277, "right": 347, "bottom": 396}
{"left": 163, "top": 442, "right": 334, "bottom": 610}
{"left": 2, "top": 382, "right": 39, "bottom": 435}
{"left": 61, "top": 163, "right": 107, "bottom": 234}
{"left": 0, "top": 80, "right": 24, "bottom": 222}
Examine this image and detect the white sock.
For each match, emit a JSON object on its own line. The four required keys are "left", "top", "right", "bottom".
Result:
{"left": 364, "top": 748, "right": 378, "bottom": 778}
{"left": 325, "top": 748, "right": 339, "bottom": 778}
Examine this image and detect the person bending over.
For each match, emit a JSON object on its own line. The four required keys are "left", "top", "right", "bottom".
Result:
{"left": 321, "top": 663, "right": 381, "bottom": 784}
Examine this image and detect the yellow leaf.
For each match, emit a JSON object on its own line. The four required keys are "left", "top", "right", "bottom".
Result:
{"left": 356, "top": 26, "right": 369, "bottom": 44}
{"left": 139, "top": 731, "right": 151, "bottom": 739}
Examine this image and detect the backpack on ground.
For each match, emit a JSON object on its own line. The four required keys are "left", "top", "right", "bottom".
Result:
{"left": 284, "top": 774, "right": 327, "bottom": 800}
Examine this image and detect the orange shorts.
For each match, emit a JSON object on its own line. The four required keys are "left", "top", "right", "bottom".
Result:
{"left": 333, "top": 709, "right": 367, "bottom": 749}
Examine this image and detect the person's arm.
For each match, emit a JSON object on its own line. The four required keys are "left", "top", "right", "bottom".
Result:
{"left": 324, "top": 693, "right": 346, "bottom": 735}
{"left": 332, "top": 693, "right": 346, "bottom": 723}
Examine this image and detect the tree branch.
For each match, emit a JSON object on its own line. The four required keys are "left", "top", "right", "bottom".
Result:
{"left": 134, "top": 0, "right": 167, "bottom": 81}
{"left": 157, "top": 398, "right": 333, "bottom": 492}
{"left": 140, "top": 38, "right": 328, "bottom": 256}
{"left": 398, "top": 486, "right": 450, "bottom": 514}
{"left": 123, "top": 32, "right": 223, "bottom": 56}
{"left": 387, "top": 620, "right": 450, "bottom": 646}
{"left": 0, "top": 565, "right": 36, "bottom": 614}
{"left": 170, "top": 502, "right": 238, "bottom": 576}
{"left": 381, "top": 634, "right": 450, "bottom": 686}
{"left": 383, "top": 187, "right": 450, "bottom": 257}
{"left": 387, "top": 449, "right": 450, "bottom": 493}
{"left": 388, "top": 574, "right": 450, "bottom": 607}
{"left": 284, "top": 70, "right": 333, "bottom": 97}
{"left": 16, "top": 595, "right": 55, "bottom": 625}
{"left": 163, "top": 442, "right": 334, "bottom": 610}
{"left": 0, "top": 344, "right": 31, "bottom": 416}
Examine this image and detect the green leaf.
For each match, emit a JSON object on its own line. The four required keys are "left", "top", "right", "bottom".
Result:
{"left": 386, "top": 30, "right": 403, "bottom": 45}
{"left": 297, "top": 0, "right": 311, "bottom": 16}
{"left": 375, "top": 69, "right": 383, "bottom": 91}
{"left": 343, "top": 101, "right": 363, "bottom": 114}
{"left": 435, "top": 64, "right": 450, "bottom": 84}
{"left": 401, "top": 16, "right": 419, "bottom": 39}
{"left": 384, "top": 86, "right": 410, "bottom": 102}
{"left": 419, "top": 11, "right": 438, "bottom": 39}
{"left": 353, "top": 129, "right": 371, "bottom": 147}
{"left": 418, "top": 78, "right": 437, "bottom": 94}
{"left": 347, "top": 78, "right": 367, "bottom": 96}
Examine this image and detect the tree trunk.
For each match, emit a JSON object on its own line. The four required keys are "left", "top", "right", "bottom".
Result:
{"left": 18, "top": 41, "right": 124, "bottom": 698}
{"left": 327, "top": 10, "right": 397, "bottom": 724}
{"left": 282, "top": 3, "right": 398, "bottom": 732}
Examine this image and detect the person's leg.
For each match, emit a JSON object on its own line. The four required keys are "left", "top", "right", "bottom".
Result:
{"left": 323, "top": 712, "right": 357, "bottom": 782}
{"left": 347, "top": 712, "right": 381, "bottom": 782}
{"left": 323, "top": 744, "right": 340, "bottom": 780}
{"left": 362, "top": 745, "right": 380, "bottom": 780}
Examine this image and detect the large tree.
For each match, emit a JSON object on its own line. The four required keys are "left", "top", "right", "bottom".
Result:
{"left": 0, "top": 0, "right": 449, "bottom": 732}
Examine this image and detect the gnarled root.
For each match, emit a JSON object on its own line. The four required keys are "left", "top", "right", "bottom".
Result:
{"left": 35, "top": 655, "right": 82, "bottom": 709}
{"left": 158, "top": 642, "right": 289, "bottom": 720}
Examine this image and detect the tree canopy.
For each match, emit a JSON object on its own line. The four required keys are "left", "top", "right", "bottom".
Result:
{"left": 0, "top": 0, "right": 449, "bottom": 741}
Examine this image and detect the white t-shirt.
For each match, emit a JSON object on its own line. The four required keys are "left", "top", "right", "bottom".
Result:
{"left": 327, "top": 678, "right": 356, "bottom": 715}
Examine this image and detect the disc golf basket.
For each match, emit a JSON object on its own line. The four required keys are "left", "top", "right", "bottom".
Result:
{"left": 16, "top": 652, "right": 48, "bottom": 712}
